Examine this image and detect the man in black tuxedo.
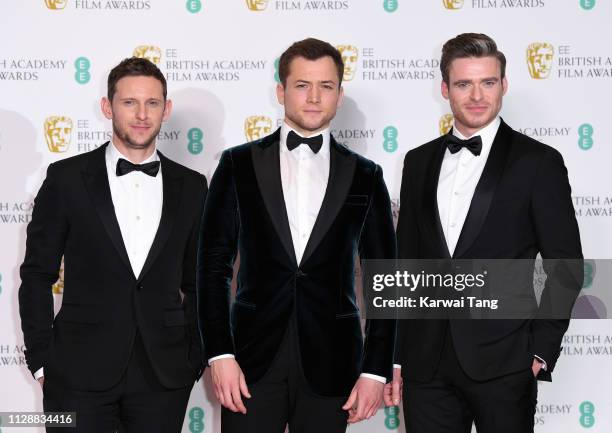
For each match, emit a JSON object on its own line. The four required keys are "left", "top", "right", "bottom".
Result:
{"left": 198, "top": 38, "right": 396, "bottom": 433}
{"left": 19, "top": 57, "right": 207, "bottom": 432}
{"left": 386, "top": 33, "right": 582, "bottom": 433}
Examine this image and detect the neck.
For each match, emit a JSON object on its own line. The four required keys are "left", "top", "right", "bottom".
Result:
{"left": 284, "top": 118, "right": 328, "bottom": 137}
{"left": 112, "top": 137, "right": 156, "bottom": 164}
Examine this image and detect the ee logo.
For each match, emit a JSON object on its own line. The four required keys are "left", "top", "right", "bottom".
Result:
{"left": 578, "top": 124, "right": 593, "bottom": 150}
{"left": 187, "top": 128, "right": 204, "bottom": 155}
{"left": 384, "top": 406, "right": 400, "bottom": 429}
{"left": 580, "top": 401, "right": 595, "bottom": 428}
{"left": 189, "top": 407, "right": 204, "bottom": 433}
{"left": 383, "top": 126, "right": 398, "bottom": 153}
{"left": 74, "top": 57, "right": 91, "bottom": 84}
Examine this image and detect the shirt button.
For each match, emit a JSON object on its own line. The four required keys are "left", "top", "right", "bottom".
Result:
{"left": 136, "top": 216, "right": 141, "bottom": 221}
{"left": 135, "top": 183, "right": 139, "bottom": 188}
{"left": 450, "top": 222, "right": 456, "bottom": 228}
{"left": 454, "top": 191, "right": 460, "bottom": 196}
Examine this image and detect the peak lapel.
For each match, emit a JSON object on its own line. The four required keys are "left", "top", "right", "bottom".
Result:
{"left": 424, "top": 139, "right": 452, "bottom": 259}
{"left": 300, "top": 137, "right": 356, "bottom": 266}
{"left": 453, "top": 121, "right": 513, "bottom": 258}
{"left": 81, "top": 143, "right": 134, "bottom": 278}
{"left": 251, "top": 129, "right": 298, "bottom": 266}
{"left": 138, "top": 152, "right": 182, "bottom": 280}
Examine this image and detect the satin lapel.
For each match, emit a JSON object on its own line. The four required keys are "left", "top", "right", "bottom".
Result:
{"left": 423, "top": 138, "right": 452, "bottom": 259}
{"left": 81, "top": 143, "right": 134, "bottom": 277}
{"left": 251, "top": 129, "right": 297, "bottom": 265}
{"left": 300, "top": 137, "right": 356, "bottom": 266}
{"left": 453, "top": 121, "right": 513, "bottom": 258}
{"left": 138, "top": 152, "right": 182, "bottom": 280}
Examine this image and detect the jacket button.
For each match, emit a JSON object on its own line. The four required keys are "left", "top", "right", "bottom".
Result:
{"left": 137, "top": 284, "right": 143, "bottom": 291}
{"left": 296, "top": 270, "right": 306, "bottom": 277}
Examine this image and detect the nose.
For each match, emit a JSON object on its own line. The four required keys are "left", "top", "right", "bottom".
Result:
{"left": 307, "top": 86, "right": 320, "bottom": 103}
{"left": 136, "top": 103, "right": 147, "bottom": 120}
{"left": 470, "top": 84, "right": 483, "bottom": 101}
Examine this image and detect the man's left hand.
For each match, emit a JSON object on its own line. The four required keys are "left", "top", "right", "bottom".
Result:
{"left": 342, "top": 377, "right": 384, "bottom": 424}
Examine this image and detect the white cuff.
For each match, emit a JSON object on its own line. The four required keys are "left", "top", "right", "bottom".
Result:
{"left": 534, "top": 355, "right": 548, "bottom": 371}
{"left": 360, "top": 373, "right": 387, "bottom": 384}
{"left": 208, "top": 354, "right": 235, "bottom": 366}
{"left": 393, "top": 364, "right": 402, "bottom": 369}
{"left": 34, "top": 367, "right": 44, "bottom": 380}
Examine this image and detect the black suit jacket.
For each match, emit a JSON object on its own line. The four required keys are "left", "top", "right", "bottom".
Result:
{"left": 395, "top": 120, "right": 582, "bottom": 382}
{"left": 19, "top": 143, "right": 207, "bottom": 391}
{"left": 197, "top": 129, "right": 396, "bottom": 397}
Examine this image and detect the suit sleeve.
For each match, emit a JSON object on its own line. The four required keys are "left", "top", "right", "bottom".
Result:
{"left": 393, "top": 151, "right": 419, "bottom": 365}
{"left": 19, "top": 164, "right": 68, "bottom": 377}
{"left": 182, "top": 174, "right": 208, "bottom": 377}
{"left": 358, "top": 164, "right": 397, "bottom": 382}
{"left": 197, "top": 151, "right": 239, "bottom": 359}
{"left": 530, "top": 148, "right": 583, "bottom": 380}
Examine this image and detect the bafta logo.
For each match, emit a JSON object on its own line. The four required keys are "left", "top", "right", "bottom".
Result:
{"left": 527, "top": 42, "right": 554, "bottom": 79}
{"left": 246, "top": 0, "right": 269, "bottom": 11}
{"left": 133, "top": 45, "right": 162, "bottom": 65}
{"left": 336, "top": 45, "right": 359, "bottom": 82}
{"left": 244, "top": 116, "right": 273, "bottom": 141}
{"left": 44, "top": 0, "right": 68, "bottom": 10}
{"left": 52, "top": 257, "right": 64, "bottom": 295}
{"left": 439, "top": 114, "right": 454, "bottom": 135}
{"left": 442, "top": 0, "right": 464, "bottom": 9}
{"left": 44, "top": 116, "right": 73, "bottom": 153}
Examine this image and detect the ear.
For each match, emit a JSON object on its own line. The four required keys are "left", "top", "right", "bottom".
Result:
{"left": 336, "top": 86, "right": 344, "bottom": 109}
{"left": 502, "top": 77, "right": 508, "bottom": 95}
{"left": 101, "top": 97, "right": 113, "bottom": 120}
{"left": 441, "top": 80, "right": 450, "bottom": 100}
{"left": 162, "top": 99, "right": 173, "bottom": 121}
{"left": 276, "top": 83, "right": 285, "bottom": 106}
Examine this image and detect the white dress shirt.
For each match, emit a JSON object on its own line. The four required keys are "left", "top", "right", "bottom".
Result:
{"left": 35, "top": 142, "right": 163, "bottom": 380}
{"left": 437, "top": 117, "right": 499, "bottom": 257}
{"left": 209, "top": 123, "right": 387, "bottom": 384}
{"left": 105, "top": 142, "right": 163, "bottom": 278}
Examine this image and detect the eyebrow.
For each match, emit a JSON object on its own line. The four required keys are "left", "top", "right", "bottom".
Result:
{"left": 294, "top": 79, "right": 337, "bottom": 86}
{"left": 453, "top": 77, "right": 499, "bottom": 85}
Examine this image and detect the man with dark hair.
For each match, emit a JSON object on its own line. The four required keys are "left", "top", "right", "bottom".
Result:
{"left": 198, "top": 37, "right": 396, "bottom": 433}
{"left": 19, "top": 57, "right": 207, "bottom": 432}
{"left": 387, "top": 33, "right": 582, "bottom": 432}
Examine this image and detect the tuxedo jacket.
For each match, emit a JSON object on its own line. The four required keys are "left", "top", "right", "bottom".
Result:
{"left": 197, "top": 129, "right": 396, "bottom": 397}
{"left": 19, "top": 143, "right": 207, "bottom": 391}
{"left": 395, "top": 120, "right": 582, "bottom": 382}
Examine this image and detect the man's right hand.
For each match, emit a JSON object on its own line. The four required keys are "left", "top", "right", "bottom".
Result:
{"left": 210, "top": 358, "right": 251, "bottom": 414}
{"left": 37, "top": 376, "right": 44, "bottom": 388}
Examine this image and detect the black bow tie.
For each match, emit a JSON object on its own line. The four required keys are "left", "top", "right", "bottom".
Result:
{"left": 446, "top": 134, "right": 482, "bottom": 156}
{"left": 116, "top": 158, "right": 160, "bottom": 177}
{"left": 286, "top": 130, "right": 323, "bottom": 154}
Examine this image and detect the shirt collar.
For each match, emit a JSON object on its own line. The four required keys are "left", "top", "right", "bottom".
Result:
{"left": 452, "top": 116, "right": 501, "bottom": 156}
{"left": 280, "top": 122, "right": 331, "bottom": 156}
{"left": 107, "top": 141, "right": 159, "bottom": 174}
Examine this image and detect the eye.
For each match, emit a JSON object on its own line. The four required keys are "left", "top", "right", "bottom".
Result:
{"left": 148, "top": 100, "right": 161, "bottom": 107}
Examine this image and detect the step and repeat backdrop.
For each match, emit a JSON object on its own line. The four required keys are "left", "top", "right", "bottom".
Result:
{"left": 0, "top": 1, "right": 610, "bottom": 432}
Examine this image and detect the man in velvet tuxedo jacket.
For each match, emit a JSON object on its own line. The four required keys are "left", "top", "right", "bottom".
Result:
{"left": 198, "top": 38, "right": 396, "bottom": 433}
{"left": 19, "top": 58, "right": 206, "bottom": 432}
{"left": 388, "top": 34, "right": 582, "bottom": 433}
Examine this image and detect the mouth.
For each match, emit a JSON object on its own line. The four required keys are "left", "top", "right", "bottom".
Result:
{"left": 130, "top": 124, "right": 152, "bottom": 132}
{"left": 465, "top": 106, "right": 488, "bottom": 113}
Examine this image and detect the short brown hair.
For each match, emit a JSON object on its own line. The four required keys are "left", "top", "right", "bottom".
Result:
{"left": 107, "top": 57, "right": 167, "bottom": 101}
{"left": 440, "top": 33, "right": 506, "bottom": 84}
{"left": 278, "top": 38, "right": 344, "bottom": 87}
